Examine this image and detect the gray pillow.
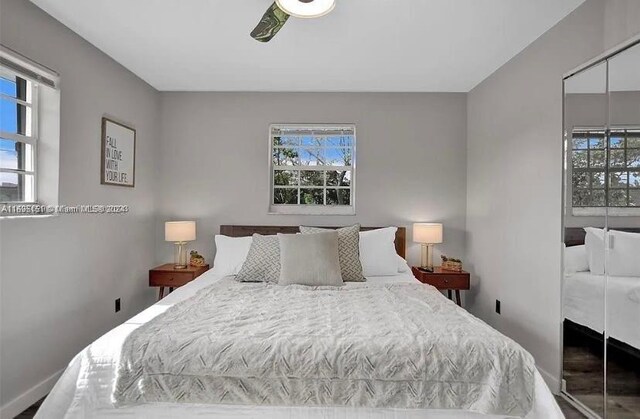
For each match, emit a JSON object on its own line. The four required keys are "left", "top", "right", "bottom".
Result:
{"left": 278, "top": 231, "right": 343, "bottom": 286}
{"left": 236, "top": 234, "right": 280, "bottom": 283}
{"left": 299, "top": 224, "right": 365, "bottom": 282}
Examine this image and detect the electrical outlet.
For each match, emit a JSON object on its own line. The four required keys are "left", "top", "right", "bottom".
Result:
{"left": 495, "top": 299, "right": 501, "bottom": 314}
{"left": 115, "top": 298, "right": 121, "bottom": 313}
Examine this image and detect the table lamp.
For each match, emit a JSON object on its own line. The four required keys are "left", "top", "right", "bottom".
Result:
{"left": 413, "top": 223, "right": 443, "bottom": 272}
{"left": 165, "top": 221, "right": 196, "bottom": 269}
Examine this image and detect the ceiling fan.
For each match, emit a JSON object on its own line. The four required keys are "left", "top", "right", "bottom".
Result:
{"left": 251, "top": 0, "right": 336, "bottom": 43}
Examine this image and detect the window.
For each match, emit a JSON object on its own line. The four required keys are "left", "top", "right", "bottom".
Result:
{"left": 0, "top": 68, "right": 37, "bottom": 203}
{"left": 571, "top": 128, "right": 640, "bottom": 208}
{"left": 0, "top": 46, "right": 60, "bottom": 215}
{"left": 269, "top": 124, "right": 355, "bottom": 215}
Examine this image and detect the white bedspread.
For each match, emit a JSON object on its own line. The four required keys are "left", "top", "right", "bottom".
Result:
{"left": 36, "top": 271, "right": 564, "bottom": 419}
{"left": 563, "top": 271, "right": 640, "bottom": 348}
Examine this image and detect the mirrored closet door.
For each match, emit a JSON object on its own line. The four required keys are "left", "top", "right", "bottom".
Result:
{"left": 562, "top": 39, "right": 640, "bottom": 419}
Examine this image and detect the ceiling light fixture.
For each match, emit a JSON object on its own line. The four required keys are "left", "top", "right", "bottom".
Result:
{"left": 275, "top": 0, "right": 336, "bottom": 19}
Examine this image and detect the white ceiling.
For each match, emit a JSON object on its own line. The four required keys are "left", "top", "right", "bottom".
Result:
{"left": 30, "top": 0, "right": 585, "bottom": 92}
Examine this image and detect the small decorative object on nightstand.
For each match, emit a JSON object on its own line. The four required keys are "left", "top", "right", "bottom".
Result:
{"left": 189, "top": 250, "right": 206, "bottom": 267}
{"left": 440, "top": 255, "right": 463, "bottom": 272}
{"left": 165, "top": 221, "right": 196, "bottom": 269}
{"left": 149, "top": 263, "right": 210, "bottom": 300}
{"left": 411, "top": 266, "right": 470, "bottom": 307}
{"left": 413, "top": 223, "right": 443, "bottom": 272}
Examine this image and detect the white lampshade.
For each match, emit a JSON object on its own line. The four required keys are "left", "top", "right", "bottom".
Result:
{"left": 276, "top": 0, "right": 335, "bottom": 18}
{"left": 413, "top": 223, "right": 443, "bottom": 244}
{"left": 165, "top": 221, "right": 196, "bottom": 242}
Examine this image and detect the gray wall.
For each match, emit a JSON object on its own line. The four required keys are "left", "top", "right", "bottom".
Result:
{"left": 0, "top": 0, "right": 160, "bottom": 412}
{"left": 466, "top": 0, "right": 640, "bottom": 388}
{"left": 157, "top": 92, "right": 468, "bottom": 268}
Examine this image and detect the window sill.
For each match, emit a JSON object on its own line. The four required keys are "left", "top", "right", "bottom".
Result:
{"left": 269, "top": 205, "right": 355, "bottom": 215}
{"left": 572, "top": 207, "right": 640, "bottom": 217}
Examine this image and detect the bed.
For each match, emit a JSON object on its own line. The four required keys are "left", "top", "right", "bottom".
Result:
{"left": 36, "top": 226, "right": 563, "bottom": 419}
{"left": 564, "top": 271, "right": 640, "bottom": 350}
{"left": 563, "top": 227, "right": 640, "bottom": 353}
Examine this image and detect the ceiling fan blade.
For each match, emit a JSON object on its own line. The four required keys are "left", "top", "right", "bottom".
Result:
{"left": 251, "top": 2, "right": 290, "bottom": 43}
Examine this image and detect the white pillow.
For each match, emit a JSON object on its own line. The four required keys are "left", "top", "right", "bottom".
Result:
{"left": 397, "top": 255, "right": 411, "bottom": 273}
{"left": 609, "top": 230, "right": 640, "bottom": 277}
{"left": 584, "top": 227, "right": 605, "bottom": 275}
{"left": 564, "top": 244, "right": 589, "bottom": 274}
{"left": 359, "top": 227, "right": 399, "bottom": 277}
{"left": 211, "top": 235, "right": 253, "bottom": 276}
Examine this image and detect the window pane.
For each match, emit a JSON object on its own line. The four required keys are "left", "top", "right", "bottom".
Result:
{"left": 273, "top": 136, "right": 299, "bottom": 147}
{"left": 609, "top": 189, "right": 628, "bottom": 207}
{"left": 0, "top": 139, "right": 33, "bottom": 171}
{"left": 300, "top": 149, "right": 323, "bottom": 166}
{"left": 630, "top": 171, "right": 640, "bottom": 188}
{"left": 326, "top": 189, "right": 351, "bottom": 206}
{"left": 628, "top": 137, "right": 640, "bottom": 148}
{"left": 609, "top": 136, "right": 625, "bottom": 148}
{"left": 273, "top": 188, "right": 298, "bottom": 205}
{"left": 0, "top": 73, "right": 28, "bottom": 101}
{"left": 0, "top": 99, "right": 31, "bottom": 136}
{"left": 591, "top": 190, "right": 605, "bottom": 206}
{"left": 589, "top": 137, "right": 605, "bottom": 149}
{"left": 630, "top": 190, "right": 640, "bottom": 207}
{"left": 627, "top": 149, "right": 640, "bottom": 168}
{"left": 590, "top": 150, "right": 606, "bottom": 168}
{"left": 573, "top": 189, "right": 590, "bottom": 207}
{"left": 325, "top": 148, "right": 352, "bottom": 166}
{"left": 326, "top": 170, "right": 351, "bottom": 187}
{"left": 326, "top": 136, "right": 353, "bottom": 147}
{"left": 609, "top": 171, "right": 628, "bottom": 188}
{"left": 272, "top": 148, "right": 298, "bottom": 166}
{"left": 300, "top": 188, "right": 323, "bottom": 205}
{"left": 609, "top": 149, "right": 626, "bottom": 167}
{"left": 300, "top": 170, "right": 323, "bottom": 186}
{"left": 591, "top": 171, "right": 605, "bottom": 188}
{"left": 274, "top": 170, "right": 298, "bottom": 186}
{"left": 572, "top": 150, "right": 588, "bottom": 168}
{"left": 0, "top": 172, "right": 34, "bottom": 202}
{"left": 301, "top": 136, "right": 322, "bottom": 147}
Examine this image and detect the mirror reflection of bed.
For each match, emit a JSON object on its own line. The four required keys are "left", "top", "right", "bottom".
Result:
{"left": 562, "top": 38, "right": 640, "bottom": 419}
{"left": 563, "top": 228, "right": 640, "bottom": 417}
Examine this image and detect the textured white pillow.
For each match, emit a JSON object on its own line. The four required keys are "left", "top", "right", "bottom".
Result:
{"left": 211, "top": 235, "right": 253, "bottom": 276}
{"left": 564, "top": 245, "right": 589, "bottom": 274}
{"left": 584, "top": 227, "right": 605, "bottom": 275}
{"left": 278, "top": 231, "right": 343, "bottom": 286}
{"left": 609, "top": 230, "right": 640, "bottom": 277}
{"left": 359, "top": 227, "right": 399, "bottom": 277}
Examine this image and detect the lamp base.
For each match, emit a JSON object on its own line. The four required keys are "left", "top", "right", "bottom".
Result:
{"left": 420, "top": 243, "right": 435, "bottom": 272}
{"left": 173, "top": 242, "right": 188, "bottom": 269}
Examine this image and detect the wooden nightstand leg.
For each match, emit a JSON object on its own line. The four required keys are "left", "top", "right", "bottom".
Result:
{"left": 447, "top": 290, "right": 452, "bottom": 300}
{"left": 455, "top": 290, "right": 462, "bottom": 306}
{"left": 159, "top": 287, "right": 164, "bottom": 300}
{"left": 169, "top": 287, "right": 174, "bottom": 293}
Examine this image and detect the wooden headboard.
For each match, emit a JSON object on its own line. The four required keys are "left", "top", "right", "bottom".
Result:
{"left": 220, "top": 225, "right": 407, "bottom": 259}
{"left": 565, "top": 227, "right": 640, "bottom": 246}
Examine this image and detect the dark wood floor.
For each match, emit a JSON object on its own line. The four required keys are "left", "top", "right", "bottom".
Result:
{"left": 563, "top": 321, "right": 640, "bottom": 418}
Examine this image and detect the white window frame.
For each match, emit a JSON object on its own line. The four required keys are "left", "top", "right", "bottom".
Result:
{"left": 0, "top": 45, "right": 60, "bottom": 216}
{"left": 0, "top": 68, "right": 38, "bottom": 204}
{"left": 268, "top": 123, "right": 356, "bottom": 215}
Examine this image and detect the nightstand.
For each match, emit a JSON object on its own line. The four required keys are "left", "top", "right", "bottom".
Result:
{"left": 411, "top": 266, "right": 470, "bottom": 306}
{"left": 149, "top": 263, "right": 210, "bottom": 300}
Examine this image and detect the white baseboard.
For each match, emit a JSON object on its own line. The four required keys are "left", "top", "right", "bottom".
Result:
{"left": 0, "top": 369, "right": 63, "bottom": 419}
{"left": 537, "top": 366, "right": 561, "bottom": 394}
